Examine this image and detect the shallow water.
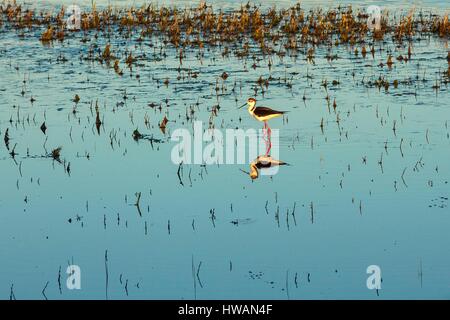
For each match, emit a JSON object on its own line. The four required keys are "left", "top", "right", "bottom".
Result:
{"left": 0, "top": 1, "right": 449, "bottom": 299}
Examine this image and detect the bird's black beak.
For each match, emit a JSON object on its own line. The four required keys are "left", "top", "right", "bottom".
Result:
{"left": 238, "top": 103, "right": 247, "bottom": 109}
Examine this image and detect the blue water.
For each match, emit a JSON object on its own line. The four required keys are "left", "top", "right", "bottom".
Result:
{"left": 0, "top": 0, "right": 449, "bottom": 299}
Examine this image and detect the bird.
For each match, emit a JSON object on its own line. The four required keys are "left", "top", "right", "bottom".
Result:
{"left": 239, "top": 98, "right": 286, "bottom": 154}
{"left": 239, "top": 98, "right": 286, "bottom": 124}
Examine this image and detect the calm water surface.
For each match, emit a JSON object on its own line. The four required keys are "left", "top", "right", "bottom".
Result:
{"left": 0, "top": 0, "right": 449, "bottom": 299}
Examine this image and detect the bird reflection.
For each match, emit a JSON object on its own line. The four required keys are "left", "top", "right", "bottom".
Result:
{"left": 243, "top": 155, "right": 288, "bottom": 180}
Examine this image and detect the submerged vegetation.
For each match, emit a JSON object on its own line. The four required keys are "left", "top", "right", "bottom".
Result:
{"left": 0, "top": 1, "right": 449, "bottom": 49}
{"left": 2, "top": 1, "right": 447, "bottom": 91}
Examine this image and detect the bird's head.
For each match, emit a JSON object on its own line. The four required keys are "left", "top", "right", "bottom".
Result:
{"left": 239, "top": 97, "right": 256, "bottom": 109}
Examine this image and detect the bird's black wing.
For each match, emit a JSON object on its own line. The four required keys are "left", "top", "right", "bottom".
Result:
{"left": 253, "top": 106, "right": 285, "bottom": 117}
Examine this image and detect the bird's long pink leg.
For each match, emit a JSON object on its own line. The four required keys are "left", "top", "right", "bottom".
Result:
{"left": 266, "top": 124, "right": 272, "bottom": 155}
{"left": 262, "top": 121, "right": 267, "bottom": 141}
